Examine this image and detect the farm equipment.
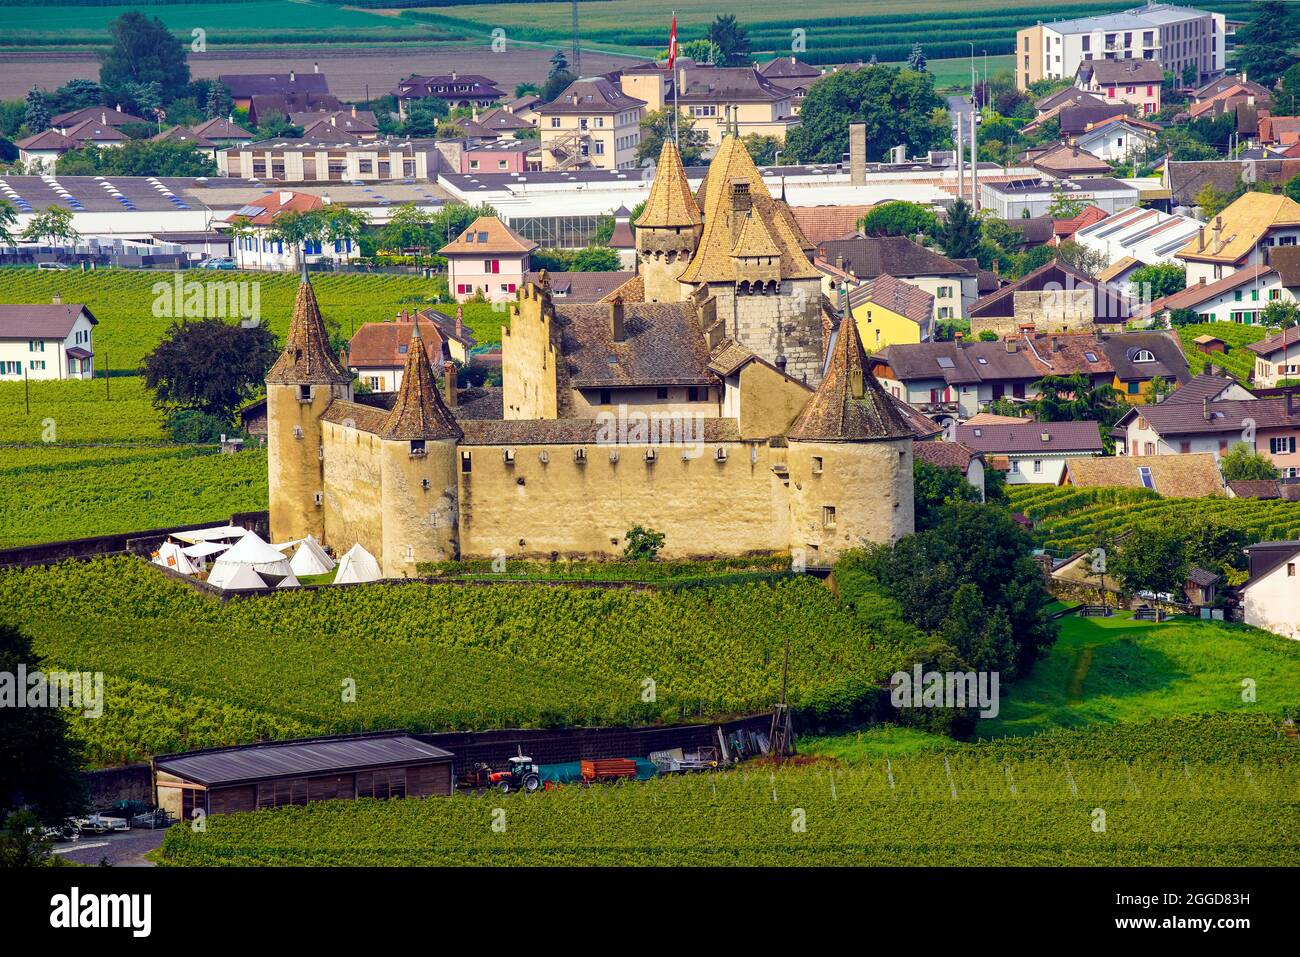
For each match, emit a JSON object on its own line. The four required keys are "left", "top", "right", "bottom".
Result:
{"left": 458, "top": 755, "right": 542, "bottom": 794}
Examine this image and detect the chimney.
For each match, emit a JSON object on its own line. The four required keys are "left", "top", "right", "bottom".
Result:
{"left": 610, "top": 295, "right": 626, "bottom": 342}
{"left": 443, "top": 361, "right": 458, "bottom": 408}
{"left": 849, "top": 122, "right": 867, "bottom": 186}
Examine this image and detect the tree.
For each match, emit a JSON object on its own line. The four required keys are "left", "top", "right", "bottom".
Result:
{"left": 1110, "top": 522, "right": 1187, "bottom": 597}
{"left": 98, "top": 12, "right": 190, "bottom": 107}
{"left": 1261, "top": 299, "right": 1300, "bottom": 328}
{"left": 636, "top": 108, "right": 708, "bottom": 166}
{"left": 859, "top": 201, "right": 939, "bottom": 238}
{"left": 1129, "top": 262, "right": 1186, "bottom": 301}
{"left": 0, "top": 623, "right": 86, "bottom": 828}
{"left": 741, "top": 133, "right": 780, "bottom": 166}
{"left": 1219, "top": 442, "right": 1279, "bottom": 482}
{"left": 938, "top": 198, "right": 980, "bottom": 260}
{"left": 785, "top": 65, "right": 942, "bottom": 164}
{"left": 143, "top": 319, "right": 279, "bottom": 421}
{"left": 623, "top": 525, "right": 665, "bottom": 561}
{"left": 571, "top": 246, "right": 622, "bottom": 271}
{"left": 23, "top": 88, "right": 48, "bottom": 133}
{"left": 907, "top": 42, "right": 927, "bottom": 73}
{"left": 21, "top": 206, "right": 78, "bottom": 245}
{"left": 708, "top": 14, "right": 751, "bottom": 67}
{"left": 913, "top": 458, "right": 981, "bottom": 531}
{"left": 1234, "top": 0, "right": 1299, "bottom": 87}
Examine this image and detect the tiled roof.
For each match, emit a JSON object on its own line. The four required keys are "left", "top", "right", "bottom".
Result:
{"left": 439, "top": 215, "right": 537, "bottom": 255}
{"left": 1245, "top": 324, "right": 1300, "bottom": 357}
{"left": 557, "top": 301, "right": 714, "bottom": 388}
{"left": 266, "top": 276, "right": 351, "bottom": 385}
{"left": 814, "top": 235, "right": 968, "bottom": 280}
{"left": 635, "top": 139, "right": 701, "bottom": 228}
{"left": 913, "top": 440, "right": 981, "bottom": 473}
{"left": 678, "top": 135, "right": 817, "bottom": 284}
{"left": 379, "top": 320, "right": 462, "bottom": 441}
{"left": 1176, "top": 192, "right": 1300, "bottom": 264}
{"left": 1066, "top": 453, "right": 1224, "bottom": 497}
{"left": 957, "top": 420, "right": 1104, "bottom": 454}
{"left": 348, "top": 320, "right": 445, "bottom": 369}
{"left": 787, "top": 316, "right": 913, "bottom": 442}
{"left": 848, "top": 273, "right": 934, "bottom": 327}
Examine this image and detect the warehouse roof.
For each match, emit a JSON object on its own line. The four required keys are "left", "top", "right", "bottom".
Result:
{"left": 155, "top": 733, "right": 452, "bottom": 787}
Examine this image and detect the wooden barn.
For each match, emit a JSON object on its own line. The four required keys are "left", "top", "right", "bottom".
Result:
{"left": 154, "top": 732, "right": 454, "bottom": 818}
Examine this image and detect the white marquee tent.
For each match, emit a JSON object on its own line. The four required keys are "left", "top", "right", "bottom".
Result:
{"left": 334, "top": 543, "right": 381, "bottom": 584}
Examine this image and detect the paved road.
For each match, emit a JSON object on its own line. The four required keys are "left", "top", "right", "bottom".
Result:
{"left": 51, "top": 828, "right": 167, "bottom": 867}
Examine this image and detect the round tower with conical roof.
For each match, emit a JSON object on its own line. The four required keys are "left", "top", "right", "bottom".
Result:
{"left": 377, "top": 319, "right": 463, "bottom": 574}
{"left": 266, "top": 273, "right": 354, "bottom": 545}
{"left": 635, "top": 139, "right": 703, "bottom": 303}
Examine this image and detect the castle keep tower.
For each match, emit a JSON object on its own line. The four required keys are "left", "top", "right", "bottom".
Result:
{"left": 785, "top": 317, "right": 915, "bottom": 564}
{"left": 635, "top": 139, "right": 702, "bottom": 304}
{"left": 266, "top": 274, "right": 353, "bottom": 545}
{"left": 376, "top": 320, "right": 463, "bottom": 574}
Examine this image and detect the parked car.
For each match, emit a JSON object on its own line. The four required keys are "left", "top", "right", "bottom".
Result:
{"left": 36, "top": 262, "right": 70, "bottom": 271}
{"left": 198, "top": 257, "right": 237, "bottom": 270}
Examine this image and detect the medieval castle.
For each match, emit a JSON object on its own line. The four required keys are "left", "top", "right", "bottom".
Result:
{"left": 266, "top": 135, "right": 918, "bottom": 574}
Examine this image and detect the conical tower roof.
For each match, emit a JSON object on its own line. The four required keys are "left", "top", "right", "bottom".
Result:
{"left": 635, "top": 139, "right": 701, "bottom": 228}
{"left": 266, "top": 274, "right": 351, "bottom": 385}
{"left": 380, "top": 319, "right": 462, "bottom": 441}
{"left": 787, "top": 317, "right": 914, "bottom": 442}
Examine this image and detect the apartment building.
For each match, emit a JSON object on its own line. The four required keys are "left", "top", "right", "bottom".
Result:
{"left": 1016, "top": 3, "right": 1226, "bottom": 91}
{"left": 537, "top": 78, "right": 646, "bottom": 171}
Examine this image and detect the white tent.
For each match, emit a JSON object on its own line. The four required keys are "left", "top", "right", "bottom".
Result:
{"left": 153, "top": 541, "right": 199, "bottom": 576}
{"left": 207, "top": 530, "right": 294, "bottom": 589}
{"left": 289, "top": 535, "right": 335, "bottom": 577}
{"left": 215, "top": 563, "right": 269, "bottom": 591}
{"left": 334, "top": 543, "right": 381, "bottom": 584}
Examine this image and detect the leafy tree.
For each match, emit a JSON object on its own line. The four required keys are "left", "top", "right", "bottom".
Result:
{"left": 98, "top": 12, "right": 190, "bottom": 107}
{"left": 21, "top": 206, "right": 78, "bottom": 245}
{"left": 55, "top": 140, "right": 216, "bottom": 177}
{"left": 858, "top": 501, "right": 1058, "bottom": 678}
{"left": 707, "top": 14, "right": 751, "bottom": 66}
{"left": 636, "top": 108, "right": 708, "bottom": 166}
{"left": 859, "top": 201, "right": 939, "bottom": 238}
{"left": 784, "top": 65, "right": 942, "bottom": 163}
{"left": 571, "top": 246, "right": 622, "bottom": 271}
{"left": 143, "top": 319, "right": 279, "bottom": 420}
{"left": 623, "top": 525, "right": 665, "bottom": 561}
{"left": 542, "top": 70, "right": 576, "bottom": 104}
{"left": 0, "top": 623, "right": 86, "bottom": 827}
{"left": 1260, "top": 299, "right": 1300, "bottom": 328}
{"left": 1234, "top": 0, "right": 1299, "bottom": 87}
{"left": 1129, "top": 262, "right": 1186, "bottom": 301}
{"left": 1219, "top": 442, "right": 1279, "bottom": 481}
{"left": 938, "top": 198, "right": 980, "bottom": 260}
{"left": 23, "top": 89, "right": 48, "bottom": 133}
{"left": 741, "top": 133, "right": 780, "bottom": 166}
{"left": 913, "top": 458, "right": 981, "bottom": 531}
{"left": 907, "top": 42, "right": 927, "bottom": 73}
{"left": 1110, "top": 522, "right": 1188, "bottom": 597}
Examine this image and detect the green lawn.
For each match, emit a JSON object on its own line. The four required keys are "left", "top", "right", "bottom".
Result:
{"left": 804, "top": 611, "right": 1300, "bottom": 760}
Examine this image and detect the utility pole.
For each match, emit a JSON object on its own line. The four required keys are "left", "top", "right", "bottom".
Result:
{"left": 571, "top": 0, "right": 581, "bottom": 77}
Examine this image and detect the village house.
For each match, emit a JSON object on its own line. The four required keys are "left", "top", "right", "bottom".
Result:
{"left": 1176, "top": 192, "right": 1300, "bottom": 285}
{"left": 956, "top": 419, "right": 1104, "bottom": 485}
{"left": 440, "top": 215, "right": 536, "bottom": 303}
{"left": 1247, "top": 326, "right": 1300, "bottom": 386}
{"left": 0, "top": 299, "right": 96, "bottom": 381}
{"left": 537, "top": 77, "right": 645, "bottom": 171}
{"left": 1238, "top": 540, "right": 1300, "bottom": 640}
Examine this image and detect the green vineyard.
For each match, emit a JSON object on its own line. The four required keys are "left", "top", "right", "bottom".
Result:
{"left": 158, "top": 736, "right": 1300, "bottom": 866}
{"left": 1008, "top": 486, "right": 1300, "bottom": 554}
{"left": 0, "top": 446, "right": 267, "bottom": 548}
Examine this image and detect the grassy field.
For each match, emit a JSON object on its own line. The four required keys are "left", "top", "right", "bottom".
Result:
{"left": 158, "top": 740, "right": 1300, "bottom": 866}
{"left": 1007, "top": 485, "right": 1300, "bottom": 554}
{"left": 0, "top": 445, "right": 267, "bottom": 548}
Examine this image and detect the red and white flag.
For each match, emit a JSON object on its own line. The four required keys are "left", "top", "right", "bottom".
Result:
{"left": 668, "top": 13, "right": 678, "bottom": 67}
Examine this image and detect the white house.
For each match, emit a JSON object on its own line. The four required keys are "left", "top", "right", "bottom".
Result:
{"left": 1240, "top": 541, "right": 1300, "bottom": 640}
{"left": 0, "top": 299, "right": 97, "bottom": 380}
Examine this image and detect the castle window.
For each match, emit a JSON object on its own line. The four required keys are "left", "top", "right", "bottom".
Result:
{"left": 410, "top": 440, "right": 426, "bottom": 457}
{"left": 812, "top": 456, "right": 824, "bottom": 474}
{"left": 460, "top": 450, "right": 472, "bottom": 473}
{"left": 822, "top": 505, "right": 836, "bottom": 528}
